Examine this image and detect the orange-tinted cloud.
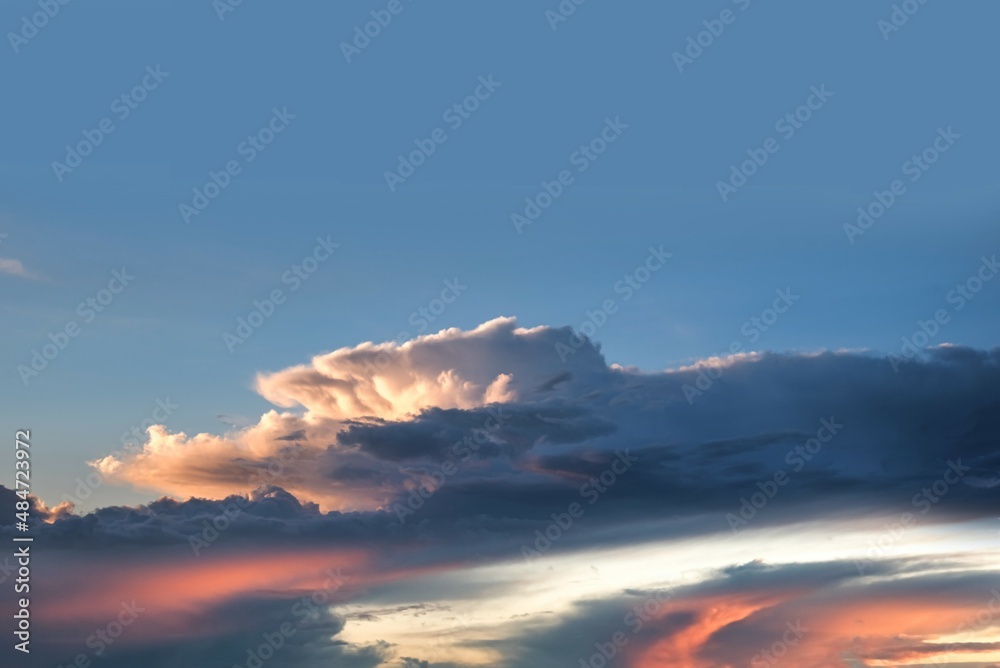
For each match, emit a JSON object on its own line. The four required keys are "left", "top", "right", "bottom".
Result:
{"left": 623, "top": 570, "right": 1000, "bottom": 668}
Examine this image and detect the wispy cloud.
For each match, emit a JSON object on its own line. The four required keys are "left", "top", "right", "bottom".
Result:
{"left": 0, "top": 257, "right": 44, "bottom": 281}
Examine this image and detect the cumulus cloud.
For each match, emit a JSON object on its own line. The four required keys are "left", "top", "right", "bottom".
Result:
{"left": 92, "top": 318, "right": 614, "bottom": 509}
{"left": 255, "top": 318, "right": 547, "bottom": 421}
{"left": 91, "top": 318, "right": 1000, "bottom": 528}
{"left": 90, "top": 413, "right": 405, "bottom": 511}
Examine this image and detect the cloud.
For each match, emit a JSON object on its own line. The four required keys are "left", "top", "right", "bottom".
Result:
{"left": 490, "top": 559, "right": 1000, "bottom": 667}
{"left": 92, "top": 317, "right": 615, "bottom": 509}
{"left": 337, "top": 402, "right": 616, "bottom": 462}
{"left": 15, "top": 491, "right": 999, "bottom": 668}
{"left": 10, "top": 318, "right": 994, "bottom": 664}
{"left": 90, "top": 318, "right": 1000, "bottom": 533}
{"left": 255, "top": 318, "right": 538, "bottom": 421}
{"left": 0, "top": 257, "right": 43, "bottom": 281}
{"left": 58, "top": 317, "right": 1000, "bottom": 666}
{"left": 6, "top": 486, "right": 1000, "bottom": 666}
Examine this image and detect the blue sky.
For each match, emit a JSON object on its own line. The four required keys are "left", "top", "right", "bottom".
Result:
{"left": 3, "top": 3, "right": 1000, "bottom": 667}
{"left": 2, "top": 0, "right": 999, "bottom": 511}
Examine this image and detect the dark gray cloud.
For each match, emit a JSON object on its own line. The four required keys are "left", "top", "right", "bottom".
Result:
{"left": 34, "top": 597, "right": 390, "bottom": 668}
{"left": 337, "top": 402, "right": 616, "bottom": 461}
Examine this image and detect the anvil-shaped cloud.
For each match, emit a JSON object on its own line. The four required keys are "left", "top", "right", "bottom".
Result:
{"left": 91, "top": 317, "right": 1000, "bottom": 519}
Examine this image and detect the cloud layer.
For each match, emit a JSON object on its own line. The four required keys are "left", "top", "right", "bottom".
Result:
{"left": 93, "top": 317, "right": 1000, "bottom": 525}
{"left": 13, "top": 318, "right": 1000, "bottom": 667}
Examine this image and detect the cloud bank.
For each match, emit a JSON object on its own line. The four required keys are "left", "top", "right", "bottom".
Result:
{"left": 12, "top": 318, "right": 1000, "bottom": 667}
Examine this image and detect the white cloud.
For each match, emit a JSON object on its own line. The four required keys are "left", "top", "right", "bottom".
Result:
{"left": 0, "top": 257, "right": 43, "bottom": 281}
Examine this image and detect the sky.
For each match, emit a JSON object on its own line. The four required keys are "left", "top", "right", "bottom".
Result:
{"left": 1, "top": 1, "right": 999, "bottom": 667}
